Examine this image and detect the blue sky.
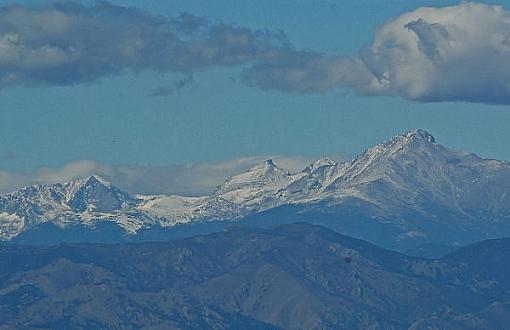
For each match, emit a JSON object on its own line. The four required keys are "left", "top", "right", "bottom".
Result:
{"left": 1, "top": 0, "right": 510, "bottom": 189}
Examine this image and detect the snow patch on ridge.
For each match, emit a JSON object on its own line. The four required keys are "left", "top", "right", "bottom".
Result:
{"left": 0, "top": 212, "right": 24, "bottom": 240}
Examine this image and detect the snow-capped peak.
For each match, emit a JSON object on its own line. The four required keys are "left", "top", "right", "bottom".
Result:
{"left": 84, "top": 175, "right": 113, "bottom": 187}
{"left": 63, "top": 175, "right": 133, "bottom": 213}
{"left": 249, "top": 159, "right": 287, "bottom": 175}
{"left": 217, "top": 159, "right": 290, "bottom": 192}
{"left": 64, "top": 175, "right": 113, "bottom": 202}
{"left": 264, "top": 158, "right": 276, "bottom": 167}
{"left": 404, "top": 129, "right": 436, "bottom": 143}
{"left": 66, "top": 175, "right": 112, "bottom": 191}
{"left": 348, "top": 129, "right": 437, "bottom": 166}
{"left": 371, "top": 129, "right": 437, "bottom": 155}
{"left": 306, "top": 157, "right": 339, "bottom": 172}
{"left": 318, "top": 129, "right": 441, "bottom": 191}
{"left": 206, "top": 159, "right": 291, "bottom": 208}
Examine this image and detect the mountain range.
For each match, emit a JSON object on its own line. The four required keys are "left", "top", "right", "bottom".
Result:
{"left": 2, "top": 129, "right": 510, "bottom": 252}
{"left": 2, "top": 222, "right": 510, "bottom": 329}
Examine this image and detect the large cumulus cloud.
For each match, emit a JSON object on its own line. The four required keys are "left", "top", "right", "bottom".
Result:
{"left": 244, "top": 2, "right": 510, "bottom": 104}
{"left": 361, "top": 2, "right": 510, "bottom": 103}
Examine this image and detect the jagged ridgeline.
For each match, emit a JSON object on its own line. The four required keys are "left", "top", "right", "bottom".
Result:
{"left": 2, "top": 129, "right": 510, "bottom": 251}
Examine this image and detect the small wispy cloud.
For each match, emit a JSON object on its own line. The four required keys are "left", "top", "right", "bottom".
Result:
{"left": 243, "top": 2, "right": 510, "bottom": 104}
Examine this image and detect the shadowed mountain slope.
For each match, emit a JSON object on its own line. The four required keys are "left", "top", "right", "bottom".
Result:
{"left": 2, "top": 223, "right": 510, "bottom": 329}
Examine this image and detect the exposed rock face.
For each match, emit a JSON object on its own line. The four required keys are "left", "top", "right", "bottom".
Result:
{"left": 67, "top": 176, "right": 129, "bottom": 213}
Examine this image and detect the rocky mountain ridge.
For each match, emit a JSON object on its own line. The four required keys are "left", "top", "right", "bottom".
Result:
{"left": 2, "top": 129, "right": 510, "bottom": 249}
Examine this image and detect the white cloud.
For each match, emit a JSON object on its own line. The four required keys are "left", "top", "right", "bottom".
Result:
{"left": 361, "top": 2, "right": 510, "bottom": 103}
{"left": 0, "top": 156, "right": 318, "bottom": 196}
{"left": 245, "top": 2, "right": 510, "bottom": 104}
{"left": 2, "top": 2, "right": 503, "bottom": 104}
{"left": 0, "top": 3, "right": 288, "bottom": 88}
